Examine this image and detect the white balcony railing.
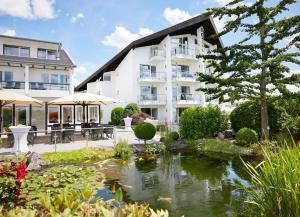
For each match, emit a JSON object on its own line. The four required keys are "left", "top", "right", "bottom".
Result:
{"left": 138, "top": 94, "right": 167, "bottom": 105}
{"left": 173, "top": 93, "right": 202, "bottom": 105}
{"left": 172, "top": 71, "right": 197, "bottom": 82}
{"left": 150, "top": 47, "right": 165, "bottom": 59}
{"left": 171, "top": 43, "right": 200, "bottom": 60}
{"left": 138, "top": 72, "right": 166, "bottom": 82}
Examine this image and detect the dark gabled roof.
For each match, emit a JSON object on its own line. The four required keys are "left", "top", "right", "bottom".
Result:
{"left": 75, "top": 14, "right": 223, "bottom": 91}
{"left": 0, "top": 49, "right": 75, "bottom": 67}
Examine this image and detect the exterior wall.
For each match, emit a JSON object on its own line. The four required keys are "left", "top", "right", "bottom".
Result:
{"left": 87, "top": 26, "right": 218, "bottom": 124}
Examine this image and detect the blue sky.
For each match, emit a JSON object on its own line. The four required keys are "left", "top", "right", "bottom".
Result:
{"left": 0, "top": 0, "right": 299, "bottom": 86}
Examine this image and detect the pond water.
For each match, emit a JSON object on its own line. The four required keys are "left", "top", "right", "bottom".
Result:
{"left": 97, "top": 152, "right": 256, "bottom": 217}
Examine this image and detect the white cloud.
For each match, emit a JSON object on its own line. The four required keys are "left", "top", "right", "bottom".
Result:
{"left": 102, "top": 26, "right": 154, "bottom": 49}
{"left": 70, "top": 12, "right": 84, "bottom": 23}
{"left": 0, "top": 0, "right": 55, "bottom": 19}
{"left": 163, "top": 8, "right": 192, "bottom": 25}
{"left": 0, "top": 28, "right": 16, "bottom": 36}
{"left": 74, "top": 65, "right": 88, "bottom": 76}
{"left": 213, "top": 0, "right": 233, "bottom": 6}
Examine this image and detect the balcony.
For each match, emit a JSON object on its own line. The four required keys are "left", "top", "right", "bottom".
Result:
{"left": 173, "top": 93, "right": 202, "bottom": 105}
{"left": 138, "top": 94, "right": 166, "bottom": 106}
{"left": 171, "top": 46, "right": 199, "bottom": 62}
{"left": 172, "top": 71, "right": 197, "bottom": 82}
{"left": 150, "top": 47, "right": 165, "bottom": 62}
{"left": 138, "top": 72, "right": 166, "bottom": 83}
{"left": 0, "top": 81, "right": 25, "bottom": 89}
{"left": 29, "top": 82, "right": 69, "bottom": 91}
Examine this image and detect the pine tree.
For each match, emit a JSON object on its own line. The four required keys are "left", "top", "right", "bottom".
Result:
{"left": 198, "top": 0, "right": 300, "bottom": 139}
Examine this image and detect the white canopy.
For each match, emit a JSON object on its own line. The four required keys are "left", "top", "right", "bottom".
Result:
{"left": 0, "top": 90, "right": 43, "bottom": 106}
{"left": 48, "top": 92, "right": 122, "bottom": 105}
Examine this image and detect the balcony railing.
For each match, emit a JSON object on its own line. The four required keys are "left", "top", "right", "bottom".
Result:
{"left": 172, "top": 71, "right": 197, "bottom": 81}
{"left": 171, "top": 44, "right": 200, "bottom": 59}
{"left": 139, "top": 72, "right": 166, "bottom": 82}
{"left": 29, "top": 82, "right": 69, "bottom": 91}
{"left": 173, "top": 94, "right": 202, "bottom": 104}
{"left": 0, "top": 81, "right": 25, "bottom": 89}
{"left": 138, "top": 94, "right": 166, "bottom": 105}
{"left": 150, "top": 47, "right": 165, "bottom": 58}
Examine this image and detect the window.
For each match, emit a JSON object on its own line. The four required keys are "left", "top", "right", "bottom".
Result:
{"left": 20, "top": 47, "right": 30, "bottom": 57}
{"left": 16, "top": 106, "right": 28, "bottom": 125}
{"left": 3, "top": 45, "right": 19, "bottom": 56}
{"left": 141, "top": 108, "right": 158, "bottom": 120}
{"left": 88, "top": 106, "right": 99, "bottom": 122}
{"left": 103, "top": 74, "right": 111, "bottom": 81}
{"left": 51, "top": 74, "right": 59, "bottom": 83}
{"left": 76, "top": 106, "right": 83, "bottom": 123}
{"left": 37, "top": 49, "right": 47, "bottom": 59}
{"left": 48, "top": 106, "right": 59, "bottom": 123}
{"left": 2, "top": 106, "right": 13, "bottom": 129}
{"left": 60, "top": 74, "right": 68, "bottom": 84}
{"left": 47, "top": 50, "right": 56, "bottom": 60}
{"left": 3, "top": 71, "right": 12, "bottom": 81}
{"left": 62, "top": 106, "right": 73, "bottom": 123}
{"left": 42, "top": 74, "right": 49, "bottom": 83}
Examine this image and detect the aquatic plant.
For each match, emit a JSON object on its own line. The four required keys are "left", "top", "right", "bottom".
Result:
{"left": 41, "top": 147, "right": 115, "bottom": 163}
{"left": 240, "top": 143, "right": 300, "bottom": 217}
{"left": 114, "top": 140, "right": 132, "bottom": 160}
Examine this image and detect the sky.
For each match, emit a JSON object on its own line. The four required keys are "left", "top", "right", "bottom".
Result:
{"left": 0, "top": 0, "right": 299, "bottom": 87}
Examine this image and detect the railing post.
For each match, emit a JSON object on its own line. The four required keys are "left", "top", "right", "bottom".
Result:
{"left": 54, "top": 131, "right": 57, "bottom": 152}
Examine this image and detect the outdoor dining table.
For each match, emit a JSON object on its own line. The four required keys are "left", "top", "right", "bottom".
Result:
{"left": 9, "top": 125, "right": 31, "bottom": 153}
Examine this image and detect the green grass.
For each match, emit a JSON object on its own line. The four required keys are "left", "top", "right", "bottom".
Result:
{"left": 41, "top": 147, "right": 115, "bottom": 163}
{"left": 201, "top": 139, "right": 248, "bottom": 155}
{"left": 240, "top": 143, "right": 300, "bottom": 217}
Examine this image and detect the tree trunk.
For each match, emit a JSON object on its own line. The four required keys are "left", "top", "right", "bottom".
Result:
{"left": 260, "top": 85, "right": 269, "bottom": 140}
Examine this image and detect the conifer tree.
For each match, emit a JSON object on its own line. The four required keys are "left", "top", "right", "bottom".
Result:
{"left": 198, "top": 0, "right": 300, "bottom": 139}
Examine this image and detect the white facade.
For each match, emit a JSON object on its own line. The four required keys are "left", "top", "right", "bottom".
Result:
{"left": 87, "top": 27, "right": 218, "bottom": 124}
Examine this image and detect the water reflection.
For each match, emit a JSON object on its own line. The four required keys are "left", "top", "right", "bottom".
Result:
{"left": 104, "top": 153, "right": 252, "bottom": 217}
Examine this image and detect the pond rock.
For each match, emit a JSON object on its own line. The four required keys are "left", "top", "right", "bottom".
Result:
{"left": 26, "top": 152, "right": 41, "bottom": 171}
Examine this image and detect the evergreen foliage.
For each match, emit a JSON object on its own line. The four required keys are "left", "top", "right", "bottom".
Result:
{"left": 198, "top": 0, "right": 300, "bottom": 139}
{"left": 123, "top": 103, "right": 140, "bottom": 118}
{"left": 111, "top": 107, "right": 124, "bottom": 126}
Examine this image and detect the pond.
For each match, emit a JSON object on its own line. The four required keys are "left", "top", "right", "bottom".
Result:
{"left": 97, "top": 152, "right": 256, "bottom": 217}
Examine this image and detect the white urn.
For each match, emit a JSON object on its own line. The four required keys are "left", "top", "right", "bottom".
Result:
{"left": 123, "top": 116, "right": 133, "bottom": 131}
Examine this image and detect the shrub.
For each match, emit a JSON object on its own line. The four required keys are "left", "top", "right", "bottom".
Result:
{"left": 230, "top": 100, "right": 281, "bottom": 137}
{"left": 170, "top": 131, "right": 179, "bottom": 141}
{"left": 241, "top": 144, "right": 300, "bottom": 217}
{"left": 236, "top": 128, "right": 258, "bottom": 147}
{"left": 114, "top": 140, "right": 131, "bottom": 160}
{"left": 134, "top": 122, "right": 156, "bottom": 145}
{"left": 179, "top": 105, "right": 225, "bottom": 140}
{"left": 111, "top": 107, "right": 124, "bottom": 126}
{"left": 123, "top": 103, "right": 140, "bottom": 118}
{"left": 131, "top": 112, "right": 151, "bottom": 125}
{"left": 187, "top": 140, "right": 199, "bottom": 153}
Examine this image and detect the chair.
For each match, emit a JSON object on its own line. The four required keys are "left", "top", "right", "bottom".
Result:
{"left": 5, "top": 129, "right": 14, "bottom": 148}
{"left": 50, "top": 125, "right": 62, "bottom": 143}
{"left": 81, "top": 123, "right": 91, "bottom": 137}
{"left": 90, "top": 123, "right": 103, "bottom": 140}
{"left": 27, "top": 126, "right": 37, "bottom": 146}
{"left": 62, "top": 123, "right": 75, "bottom": 142}
{"left": 14, "top": 82, "right": 21, "bottom": 89}
{"left": 104, "top": 127, "right": 114, "bottom": 139}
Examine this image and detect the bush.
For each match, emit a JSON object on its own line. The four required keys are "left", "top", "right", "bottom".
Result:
{"left": 230, "top": 100, "right": 281, "bottom": 137}
{"left": 179, "top": 105, "right": 226, "bottom": 140}
{"left": 236, "top": 128, "right": 258, "bottom": 147}
{"left": 111, "top": 107, "right": 124, "bottom": 126}
{"left": 131, "top": 112, "right": 151, "bottom": 125}
{"left": 123, "top": 103, "right": 140, "bottom": 118}
{"left": 134, "top": 122, "right": 156, "bottom": 145}
{"left": 187, "top": 140, "right": 199, "bottom": 153}
{"left": 170, "top": 131, "right": 179, "bottom": 141}
{"left": 114, "top": 140, "right": 131, "bottom": 160}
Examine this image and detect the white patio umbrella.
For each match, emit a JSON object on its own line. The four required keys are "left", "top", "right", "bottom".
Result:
{"left": 48, "top": 92, "right": 122, "bottom": 122}
{"left": 0, "top": 90, "right": 43, "bottom": 131}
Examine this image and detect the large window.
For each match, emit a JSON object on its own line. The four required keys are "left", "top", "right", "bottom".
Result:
{"left": 2, "top": 106, "right": 12, "bottom": 130}
{"left": 48, "top": 106, "right": 59, "bottom": 123}
{"left": 32, "top": 105, "right": 45, "bottom": 130}
{"left": 37, "top": 48, "right": 57, "bottom": 59}
{"left": 51, "top": 74, "right": 59, "bottom": 83}
{"left": 76, "top": 106, "right": 83, "bottom": 123}
{"left": 3, "top": 45, "right": 19, "bottom": 56}
{"left": 141, "top": 108, "right": 158, "bottom": 120}
{"left": 20, "top": 47, "right": 30, "bottom": 57}
{"left": 0, "top": 71, "right": 13, "bottom": 81}
{"left": 62, "top": 106, "right": 73, "bottom": 123}
{"left": 16, "top": 106, "right": 28, "bottom": 125}
{"left": 88, "top": 106, "right": 99, "bottom": 123}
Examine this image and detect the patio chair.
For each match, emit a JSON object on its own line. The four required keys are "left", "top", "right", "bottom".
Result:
{"left": 50, "top": 125, "right": 62, "bottom": 143}
{"left": 90, "top": 123, "right": 104, "bottom": 140}
{"left": 62, "top": 123, "right": 75, "bottom": 142}
{"left": 5, "top": 129, "right": 14, "bottom": 148}
{"left": 104, "top": 127, "right": 114, "bottom": 139}
{"left": 81, "top": 123, "right": 91, "bottom": 137}
{"left": 14, "top": 81, "right": 21, "bottom": 89}
{"left": 27, "top": 126, "right": 37, "bottom": 146}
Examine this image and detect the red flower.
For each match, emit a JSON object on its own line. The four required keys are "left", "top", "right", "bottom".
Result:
{"left": 17, "top": 162, "right": 26, "bottom": 181}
